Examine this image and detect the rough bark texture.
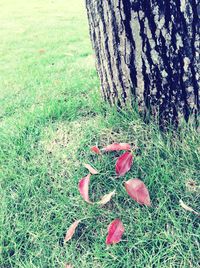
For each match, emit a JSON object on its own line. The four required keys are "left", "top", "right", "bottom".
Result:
{"left": 86, "top": 0, "right": 200, "bottom": 127}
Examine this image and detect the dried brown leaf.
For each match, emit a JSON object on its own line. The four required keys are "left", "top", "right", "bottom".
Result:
{"left": 179, "top": 199, "right": 199, "bottom": 216}
{"left": 97, "top": 190, "right": 116, "bottom": 205}
{"left": 83, "top": 163, "right": 99, "bottom": 175}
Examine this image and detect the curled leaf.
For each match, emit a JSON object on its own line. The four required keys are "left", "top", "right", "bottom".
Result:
{"left": 97, "top": 190, "right": 116, "bottom": 205}
{"left": 102, "top": 143, "right": 131, "bottom": 152}
{"left": 125, "top": 178, "right": 151, "bottom": 206}
{"left": 78, "top": 174, "right": 92, "bottom": 203}
{"left": 64, "top": 220, "right": 81, "bottom": 242}
{"left": 179, "top": 199, "right": 199, "bottom": 216}
{"left": 83, "top": 163, "right": 99, "bottom": 175}
{"left": 91, "top": 146, "right": 101, "bottom": 154}
{"left": 106, "top": 219, "right": 124, "bottom": 245}
{"left": 116, "top": 152, "right": 133, "bottom": 176}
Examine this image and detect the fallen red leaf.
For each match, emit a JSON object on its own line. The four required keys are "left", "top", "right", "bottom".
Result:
{"left": 91, "top": 146, "right": 101, "bottom": 154}
{"left": 78, "top": 174, "right": 92, "bottom": 203}
{"left": 106, "top": 219, "right": 125, "bottom": 245}
{"left": 125, "top": 178, "right": 151, "bottom": 206}
{"left": 83, "top": 163, "right": 99, "bottom": 175}
{"left": 102, "top": 143, "right": 131, "bottom": 152}
{"left": 64, "top": 220, "right": 81, "bottom": 242}
{"left": 115, "top": 152, "right": 133, "bottom": 176}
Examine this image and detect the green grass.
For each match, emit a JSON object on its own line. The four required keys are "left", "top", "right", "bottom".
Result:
{"left": 0, "top": 0, "right": 199, "bottom": 267}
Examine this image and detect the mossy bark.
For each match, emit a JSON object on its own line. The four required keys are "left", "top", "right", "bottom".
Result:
{"left": 86, "top": 0, "right": 199, "bottom": 127}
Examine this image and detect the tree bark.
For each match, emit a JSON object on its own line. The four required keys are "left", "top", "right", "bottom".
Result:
{"left": 85, "top": 0, "right": 199, "bottom": 127}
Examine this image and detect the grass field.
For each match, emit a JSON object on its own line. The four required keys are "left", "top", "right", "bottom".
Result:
{"left": 0, "top": 0, "right": 199, "bottom": 267}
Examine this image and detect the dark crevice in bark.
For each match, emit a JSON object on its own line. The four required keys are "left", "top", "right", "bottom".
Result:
{"left": 190, "top": 0, "right": 200, "bottom": 112}
{"left": 108, "top": 2, "right": 123, "bottom": 102}
{"left": 137, "top": 14, "right": 150, "bottom": 110}
{"left": 176, "top": 0, "right": 192, "bottom": 120}
{"left": 159, "top": 31, "right": 177, "bottom": 123}
{"left": 112, "top": 2, "right": 126, "bottom": 105}
{"left": 137, "top": 3, "right": 164, "bottom": 117}
{"left": 100, "top": 1, "right": 117, "bottom": 104}
{"left": 122, "top": 0, "right": 137, "bottom": 98}
{"left": 142, "top": 1, "right": 157, "bottom": 42}
{"left": 98, "top": 4, "right": 113, "bottom": 104}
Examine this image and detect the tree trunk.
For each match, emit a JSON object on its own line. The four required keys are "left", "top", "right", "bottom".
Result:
{"left": 85, "top": 0, "right": 199, "bottom": 127}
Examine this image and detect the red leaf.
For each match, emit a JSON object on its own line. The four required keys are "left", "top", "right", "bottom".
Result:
{"left": 125, "top": 178, "right": 151, "bottom": 206}
{"left": 83, "top": 163, "right": 99, "bottom": 175}
{"left": 115, "top": 152, "right": 133, "bottom": 176}
{"left": 78, "top": 174, "right": 92, "bottom": 203}
{"left": 91, "top": 146, "right": 101, "bottom": 154}
{"left": 102, "top": 143, "right": 131, "bottom": 152}
{"left": 106, "top": 219, "right": 125, "bottom": 245}
{"left": 64, "top": 220, "right": 81, "bottom": 242}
